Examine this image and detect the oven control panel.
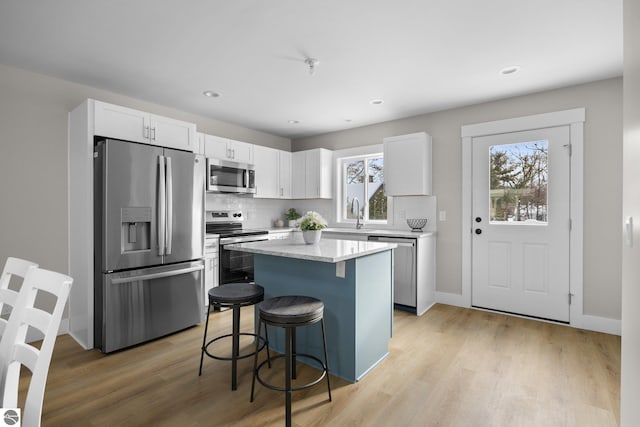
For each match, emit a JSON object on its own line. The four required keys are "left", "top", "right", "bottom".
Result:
{"left": 206, "top": 210, "right": 244, "bottom": 222}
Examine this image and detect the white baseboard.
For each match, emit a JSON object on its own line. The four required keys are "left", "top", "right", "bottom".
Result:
{"left": 59, "top": 317, "right": 69, "bottom": 335}
{"left": 25, "top": 317, "right": 71, "bottom": 344}
{"left": 574, "top": 314, "right": 621, "bottom": 336}
{"left": 435, "top": 291, "right": 466, "bottom": 307}
{"left": 435, "top": 291, "right": 621, "bottom": 336}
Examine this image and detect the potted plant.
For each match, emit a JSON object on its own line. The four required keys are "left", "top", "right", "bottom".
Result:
{"left": 299, "top": 211, "right": 328, "bottom": 244}
{"left": 285, "top": 208, "right": 301, "bottom": 227}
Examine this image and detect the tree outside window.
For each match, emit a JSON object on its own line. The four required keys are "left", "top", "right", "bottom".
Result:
{"left": 489, "top": 140, "right": 548, "bottom": 223}
{"left": 342, "top": 155, "right": 387, "bottom": 223}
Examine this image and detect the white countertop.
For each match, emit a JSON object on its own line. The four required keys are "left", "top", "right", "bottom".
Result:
{"left": 324, "top": 227, "right": 436, "bottom": 238}
{"left": 266, "top": 227, "right": 436, "bottom": 238}
{"left": 227, "top": 235, "right": 397, "bottom": 263}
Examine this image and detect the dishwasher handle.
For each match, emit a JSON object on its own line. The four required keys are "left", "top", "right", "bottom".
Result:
{"left": 368, "top": 235, "right": 416, "bottom": 247}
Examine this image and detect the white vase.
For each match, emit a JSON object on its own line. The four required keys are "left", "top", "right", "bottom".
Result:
{"left": 302, "top": 229, "right": 322, "bottom": 244}
{"left": 288, "top": 219, "right": 298, "bottom": 228}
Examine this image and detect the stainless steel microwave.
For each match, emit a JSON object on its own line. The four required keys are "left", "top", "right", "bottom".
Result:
{"left": 206, "top": 158, "right": 256, "bottom": 194}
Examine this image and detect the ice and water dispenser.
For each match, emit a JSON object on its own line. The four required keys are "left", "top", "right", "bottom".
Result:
{"left": 120, "top": 207, "right": 151, "bottom": 253}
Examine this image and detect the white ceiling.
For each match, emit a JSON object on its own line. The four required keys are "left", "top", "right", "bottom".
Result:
{"left": 0, "top": 1, "right": 622, "bottom": 140}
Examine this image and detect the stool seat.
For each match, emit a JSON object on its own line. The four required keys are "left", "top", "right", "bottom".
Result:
{"left": 259, "top": 296, "right": 324, "bottom": 325}
{"left": 209, "top": 283, "right": 264, "bottom": 305}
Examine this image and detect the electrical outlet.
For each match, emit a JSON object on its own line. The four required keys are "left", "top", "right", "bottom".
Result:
{"left": 399, "top": 210, "right": 406, "bottom": 219}
{"left": 336, "top": 261, "right": 345, "bottom": 278}
{"left": 439, "top": 210, "right": 447, "bottom": 221}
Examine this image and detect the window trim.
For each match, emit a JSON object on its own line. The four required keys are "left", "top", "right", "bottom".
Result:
{"left": 335, "top": 146, "right": 391, "bottom": 226}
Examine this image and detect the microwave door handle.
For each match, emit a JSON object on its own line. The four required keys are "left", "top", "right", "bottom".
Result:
{"left": 245, "top": 169, "right": 249, "bottom": 189}
{"left": 165, "top": 156, "right": 173, "bottom": 255}
{"left": 157, "top": 155, "right": 166, "bottom": 256}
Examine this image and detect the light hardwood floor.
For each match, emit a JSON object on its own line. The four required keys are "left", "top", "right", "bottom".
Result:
{"left": 31, "top": 304, "right": 620, "bottom": 426}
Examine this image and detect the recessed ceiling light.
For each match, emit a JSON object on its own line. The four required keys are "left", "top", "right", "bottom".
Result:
{"left": 288, "top": 120, "right": 299, "bottom": 124}
{"left": 370, "top": 99, "right": 384, "bottom": 105}
{"left": 203, "top": 90, "right": 220, "bottom": 97}
{"left": 499, "top": 66, "right": 521, "bottom": 75}
{"left": 345, "top": 119, "right": 353, "bottom": 122}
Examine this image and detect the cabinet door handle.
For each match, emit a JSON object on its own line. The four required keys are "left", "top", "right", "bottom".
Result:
{"left": 151, "top": 126, "right": 157, "bottom": 141}
{"left": 144, "top": 125, "right": 150, "bottom": 139}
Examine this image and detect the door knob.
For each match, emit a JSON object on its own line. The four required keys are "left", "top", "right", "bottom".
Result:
{"left": 475, "top": 229, "right": 482, "bottom": 235}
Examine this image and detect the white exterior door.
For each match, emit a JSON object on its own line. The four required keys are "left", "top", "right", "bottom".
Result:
{"left": 472, "top": 126, "right": 571, "bottom": 322}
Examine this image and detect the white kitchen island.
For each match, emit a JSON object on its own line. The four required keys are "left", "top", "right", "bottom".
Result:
{"left": 228, "top": 236, "right": 396, "bottom": 382}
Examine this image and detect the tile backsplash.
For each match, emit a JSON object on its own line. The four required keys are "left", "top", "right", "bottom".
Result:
{"left": 205, "top": 193, "right": 436, "bottom": 232}
{"left": 392, "top": 195, "right": 437, "bottom": 232}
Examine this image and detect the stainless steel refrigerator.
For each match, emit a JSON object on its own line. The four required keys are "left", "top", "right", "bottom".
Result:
{"left": 94, "top": 138, "right": 205, "bottom": 353}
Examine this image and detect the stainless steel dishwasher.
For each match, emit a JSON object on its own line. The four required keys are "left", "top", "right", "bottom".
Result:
{"left": 368, "top": 235, "right": 417, "bottom": 307}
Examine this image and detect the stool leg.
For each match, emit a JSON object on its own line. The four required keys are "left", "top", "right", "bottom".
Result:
{"left": 250, "top": 318, "right": 262, "bottom": 402}
{"left": 291, "top": 326, "right": 297, "bottom": 380}
{"left": 285, "top": 326, "right": 292, "bottom": 427}
{"left": 264, "top": 323, "right": 272, "bottom": 368}
{"left": 321, "top": 318, "right": 332, "bottom": 402}
{"left": 231, "top": 304, "right": 241, "bottom": 391}
{"left": 199, "top": 299, "right": 212, "bottom": 376}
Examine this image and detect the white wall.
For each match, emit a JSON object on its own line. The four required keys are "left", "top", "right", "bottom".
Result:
{"left": 621, "top": 0, "right": 640, "bottom": 424}
{"left": 293, "top": 78, "right": 623, "bottom": 321}
{"left": 0, "top": 62, "right": 289, "bottom": 288}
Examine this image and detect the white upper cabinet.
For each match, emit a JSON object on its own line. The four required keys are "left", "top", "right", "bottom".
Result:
{"left": 253, "top": 145, "right": 280, "bottom": 198}
{"left": 93, "top": 100, "right": 196, "bottom": 152}
{"left": 203, "top": 134, "right": 253, "bottom": 164}
{"left": 383, "top": 132, "right": 432, "bottom": 196}
{"left": 254, "top": 147, "right": 292, "bottom": 199}
{"left": 292, "top": 148, "right": 333, "bottom": 199}
{"left": 279, "top": 151, "right": 292, "bottom": 199}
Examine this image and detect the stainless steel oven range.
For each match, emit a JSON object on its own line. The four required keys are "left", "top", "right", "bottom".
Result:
{"left": 205, "top": 210, "right": 269, "bottom": 285}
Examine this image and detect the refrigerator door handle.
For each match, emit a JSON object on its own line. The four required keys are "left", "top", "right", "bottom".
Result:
{"left": 166, "top": 156, "right": 173, "bottom": 255}
{"left": 158, "top": 155, "right": 166, "bottom": 256}
{"left": 109, "top": 265, "right": 204, "bottom": 285}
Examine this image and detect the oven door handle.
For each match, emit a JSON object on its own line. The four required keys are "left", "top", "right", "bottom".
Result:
{"left": 220, "top": 236, "right": 269, "bottom": 245}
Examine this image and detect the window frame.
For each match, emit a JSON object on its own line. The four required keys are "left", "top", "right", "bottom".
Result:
{"left": 337, "top": 152, "right": 388, "bottom": 226}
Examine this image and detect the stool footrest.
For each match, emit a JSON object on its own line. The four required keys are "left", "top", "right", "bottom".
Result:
{"left": 255, "top": 353, "right": 328, "bottom": 392}
{"left": 203, "top": 333, "right": 267, "bottom": 361}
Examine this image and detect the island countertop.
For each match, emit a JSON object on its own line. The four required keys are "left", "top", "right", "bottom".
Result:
{"left": 226, "top": 236, "right": 397, "bottom": 263}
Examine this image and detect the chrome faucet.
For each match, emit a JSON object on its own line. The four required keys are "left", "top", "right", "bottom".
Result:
{"left": 352, "top": 197, "right": 363, "bottom": 229}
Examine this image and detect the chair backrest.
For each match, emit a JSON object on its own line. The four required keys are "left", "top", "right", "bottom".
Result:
{"left": 0, "top": 267, "right": 73, "bottom": 427}
{"left": 0, "top": 257, "right": 38, "bottom": 337}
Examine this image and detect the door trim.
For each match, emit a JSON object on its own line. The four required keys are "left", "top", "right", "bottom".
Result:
{"left": 461, "top": 108, "right": 585, "bottom": 327}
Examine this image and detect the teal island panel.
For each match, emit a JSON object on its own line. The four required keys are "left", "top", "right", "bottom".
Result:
{"left": 253, "top": 249, "right": 392, "bottom": 383}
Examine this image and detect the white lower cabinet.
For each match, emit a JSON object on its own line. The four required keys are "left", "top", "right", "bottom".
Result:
{"left": 203, "top": 238, "right": 219, "bottom": 319}
{"left": 93, "top": 100, "right": 196, "bottom": 152}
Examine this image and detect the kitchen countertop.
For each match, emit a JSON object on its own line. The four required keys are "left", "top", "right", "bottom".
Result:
{"left": 324, "top": 227, "right": 436, "bottom": 238}
{"left": 265, "top": 227, "right": 436, "bottom": 238}
{"left": 226, "top": 234, "right": 397, "bottom": 263}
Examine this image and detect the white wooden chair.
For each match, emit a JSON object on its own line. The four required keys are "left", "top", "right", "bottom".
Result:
{"left": 0, "top": 257, "right": 38, "bottom": 338}
{"left": 0, "top": 267, "right": 73, "bottom": 427}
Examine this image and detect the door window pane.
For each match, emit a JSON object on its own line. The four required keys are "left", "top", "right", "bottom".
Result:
{"left": 489, "top": 140, "right": 548, "bottom": 224}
